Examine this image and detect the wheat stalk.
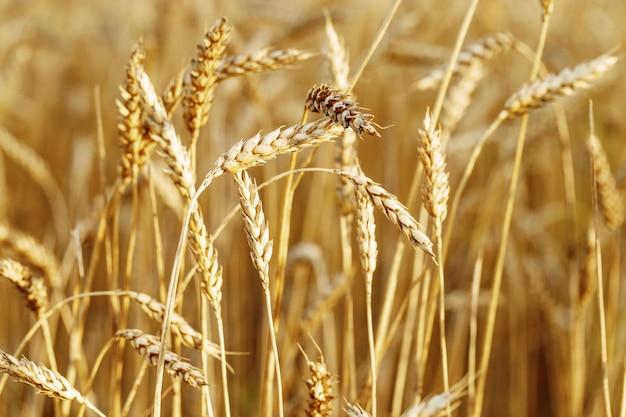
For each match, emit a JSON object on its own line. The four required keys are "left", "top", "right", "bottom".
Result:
{"left": 500, "top": 55, "right": 618, "bottom": 119}
{"left": 337, "top": 172, "right": 436, "bottom": 260}
{"left": 305, "top": 84, "right": 381, "bottom": 137}
{"left": 115, "top": 329, "right": 208, "bottom": 389}
{"left": 0, "top": 350, "right": 105, "bottom": 417}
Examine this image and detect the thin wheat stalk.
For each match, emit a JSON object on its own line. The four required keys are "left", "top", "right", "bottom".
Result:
{"left": 115, "top": 329, "right": 208, "bottom": 389}
{"left": 0, "top": 350, "right": 106, "bottom": 417}
{"left": 216, "top": 48, "right": 314, "bottom": 81}
{"left": 337, "top": 171, "right": 436, "bottom": 260}
{"left": 355, "top": 190, "right": 378, "bottom": 417}
{"left": 305, "top": 84, "right": 381, "bottom": 137}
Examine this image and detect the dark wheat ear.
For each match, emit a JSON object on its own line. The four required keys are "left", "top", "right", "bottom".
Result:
{"left": 305, "top": 84, "right": 381, "bottom": 137}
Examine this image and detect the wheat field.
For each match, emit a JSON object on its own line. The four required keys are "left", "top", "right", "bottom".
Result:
{"left": 1, "top": 0, "right": 625, "bottom": 416}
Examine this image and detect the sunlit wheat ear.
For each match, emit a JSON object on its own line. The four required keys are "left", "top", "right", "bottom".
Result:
{"left": 216, "top": 48, "right": 314, "bottom": 81}
{"left": 117, "top": 42, "right": 155, "bottom": 188}
{"left": 305, "top": 84, "right": 381, "bottom": 137}
{"left": 126, "top": 291, "right": 221, "bottom": 357}
{"left": 115, "top": 329, "right": 208, "bottom": 389}
{"left": 233, "top": 170, "right": 273, "bottom": 287}
{"left": 500, "top": 55, "right": 618, "bottom": 120}
{"left": 399, "top": 378, "right": 467, "bottom": 417}
{"left": 586, "top": 133, "right": 624, "bottom": 230}
{"left": 0, "top": 350, "right": 105, "bottom": 417}
{"left": 303, "top": 354, "right": 336, "bottom": 417}
{"left": 337, "top": 171, "right": 436, "bottom": 260}
{"left": 207, "top": 119, "right": 344, "bottom": 179}
{"left": 344, "top": 400, "right": 371, "bottom": 417}
{"left": 417, "top": 110, "right": 450, "bottom": 225}
{"left": 0, "top": 224, "right": 59, "bottom": 288}
{"left": 324, "top": 13, "right": 350, "bottom": 90}
{"left": 414, "top": 32, "right": 515, "bottom": 90}
{"left": 356, "top": 191, "right": 378, "bottom": 276}
{"left": 0, "top": 258, "right": 48, "bottom": 318}
{"left": 183, "top": 17, "right": 231, "bottom": 135}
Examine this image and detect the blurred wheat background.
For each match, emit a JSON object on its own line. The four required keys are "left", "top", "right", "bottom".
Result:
{"left": 1, "top": 0, "right": 625, "bottom": 417}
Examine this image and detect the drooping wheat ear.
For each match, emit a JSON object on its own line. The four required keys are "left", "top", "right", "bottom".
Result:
{"left": 399, "top": 378, "right": 467, "bottom": 417}
{"left": 0, "top": 350, "right": 105, "bottom": 417}
{"left": 586, "top": 133, "right": 625, "bottom": 230}
{"left": 356, "top": 191, "right": 378, "bottom": 276}
{"left": 305, "top": 84, "right": 381, "bottom": 137}
{"left": 138, "top": 62, "right": 224, "bottom": 309}
{"left": 207, "top": 119, "right": 344, "bottom": 179}
{"left": 183, "top": 17, "right": 231, "bottom": 135}
{"left": 324, "top": 12, "right": 359, "bottom": 216}
{"left": 117, "top": 42, "right": 154, "bottom": 188}
{"left": 414, "top": 32, "right": 515, "bottom": 90}
{"left": 440, "top": 62, "right": 485, "bottom": 133}
{"left": 304, "top": 355, "right": 336, "bottom": 417}
{"left": 337, "top": 172, "right": 436, "bottom": 260}
{"left": 162, "top": 65, "right": 186, "bottom": 117}
{"left": 233, "top": 170, "right": 273, "bottom": 288}
{"left": 344, "top": 400, "right": 371, "bottom": 417}
{"left": 215, "top": 48, "right": 314, "bottom": 81}
{"left": 417, "top": 110, "right": 450, "bottom": 226}
{"left": 115, "top": 329, "right": 208, "bottom": 389}
{"left": 0, "top": 258, "right": 48, "bottom": 317}
{"left": 500, "top": 55, "right": 618, "bottom": 120}
{"left": 0, "top": 224, "right": 59, "bottom": 287}
{"left": 126, "top": 291, "right": 221, "bottom": 356}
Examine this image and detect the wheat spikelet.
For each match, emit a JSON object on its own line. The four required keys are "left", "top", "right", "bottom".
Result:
{"left": 587, "top": 133, "right": 624, "bottom": 230}
{"left": 183, "top": 17, "right": 231, "bottom": 135}
{"left": 414, "top": 32, "right": 515, "bottom": 90}
{"left": 126, "top": 291, "right": 221, "bottom": 356}
{"left": 233, "top": 170, "right": 273, "bottom": 288}
{"left": 356, "top": 191, "right": 378, "bottom": 276}
{"left": 305, "top": 84, "right": 381, "bottom": 137}
{"left": 417, "top": 110, "right": 450, "bottom": 225}
{"left": 0, "top": 224, "right": 59, "bottom": 287}
{"left": 338, "top": 172, "right": 436, "bottom": 260}
{"left": 116, "top": 328, "right": 208, "bottom": 389}
{"left": 215, "top": 48, "right": 314, "bottom": 81}
{"left": 304, "top": 355, "right": 335, "bottom": 417}
{"left": 208, "top": 119, "right": 344, "bottom": 178}
{"left": 117, "top": 42, "right": 154, "bottom": 188}
{"left": 500, "top": 55, "right": 618, "bottom": 119}
{"left": 0, "top": 258, "right": 48, "bottom": 317}
{"left": 0, "top": 350, "right": 105, "bottom": 417}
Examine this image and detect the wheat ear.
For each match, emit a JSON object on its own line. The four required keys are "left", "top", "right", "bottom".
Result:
{"left": 302, "top": 352, "right": 335, "bottom": 417}
{"left": 344, "top": 400, "right": 371, "bottom": 417}
{"left": 126, "top": 291, "right": 221, "bottom": 356}
{"left": 183, "top": 17, "right": 231, "bottom": 136}
{"left": 0, "top": 258, "right": 48, "bottom": 317}
{"left": 586, "top": 133, "right": 624, "bottom": 230}
{"left": 216, "top": 48, "right": 314, "bottom": 81}
{"left": 115, "top": 329, "right": 208, "bottom": 389}
{"left": 305, "top": 84, "right": 381, "bottom": 137}
{"left": 0, "top": 350, "right": 105, "bottom": 417}
{"left": 337, "top": 172, "right": 436, "bottom": 260}
{"left": 500, "top": 55, "right": 618, "bottom": 119}
{"left": 415, "top": 32, "right": 515, "bottom": 90}
{"left": 399, "top": 378, "right": 467, "bottom": 417}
